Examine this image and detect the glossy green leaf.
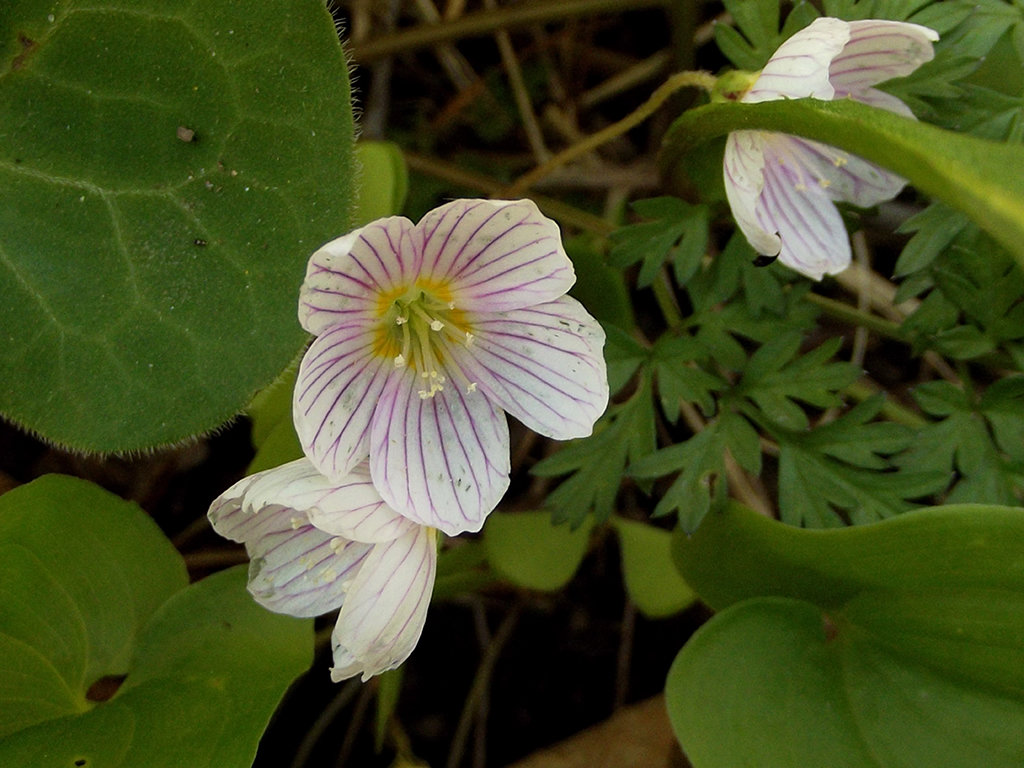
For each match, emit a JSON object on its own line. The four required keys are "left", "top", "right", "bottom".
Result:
{"left": 660, "top": 98, "right": 1024, "bottom": 268}
{"left": 612, "top": 518, "right": 696, "bottom": 618}
{"left": 0, "top": 475, "right": 187, "bottom": 736}
{"left": 484, "top": 511, "right": 593, "bottom": 592}
{"left": 0, "top": 0, "right": 355, "bottom": 451}
{"left": 667, "top": 502, "right": 1024, "bottom": 768}
{"left": 0, "top": 476, "right": 312, "bottom": 766}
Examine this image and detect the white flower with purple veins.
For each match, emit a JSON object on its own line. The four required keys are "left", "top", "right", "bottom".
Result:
{"left": 209, "top": 458, "right": 437, "bottom": 682}
{"left": 724, "top": 17, "right": 939, "bottom": 280}
{"left": 294, "top": 198, "right": 609, "bottom": 535}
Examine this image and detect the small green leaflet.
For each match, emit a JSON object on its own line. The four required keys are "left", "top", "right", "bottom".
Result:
{"left": 607, "top": 197, "right": 709, "bottom": 288}
{"left": 533, "top": 384, "right": 656, "bottom": 527}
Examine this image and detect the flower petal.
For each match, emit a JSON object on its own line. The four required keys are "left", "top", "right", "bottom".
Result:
{"left": 305, "top": 462, "right": 418, "bottom": 543}
{"left": 416, "top": 199, "right": 576, "bottom": 312}
{"left": 829, "top": 20, "right": 938, "bottom": 96}
{"left": 724, "top": 131, "right": 782, "bottom": 257}
{"left": 745, "top": 17, "right": 850, "bottom": 103}
{"left": 370, "top": 365, "right": 511, "bottom": 535}
{"left": 294, "top": 323, "right": 394, "bottom": 482}
{"left": 446, "top": 297, "right": 608, "bottom": 440}
{"left": 208, "top": 473, "right": 372, "bottom": 617}
{"left": 851, "top": 86, "right": 916, "bottom": 118}
{"left": 220, "top": 458, "right": 415, "bottom": 543}
{"left": 786, "top": 137, "right": 906, "bottom": 209}
{"left": 299, "top": 216, "right": 420, "bottom": 336}
{"left": 331, "top": 526, "right": 437, "bottom": 682}
{"left": 756, "top": 135, "right": 852, "bottom": 279}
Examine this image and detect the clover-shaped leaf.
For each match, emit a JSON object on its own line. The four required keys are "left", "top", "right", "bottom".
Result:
{"left": 0, "top": 0, "right": 355, "bottom": 451}
{"left": 0, "top": 475, "right": 312, "bottom": 767}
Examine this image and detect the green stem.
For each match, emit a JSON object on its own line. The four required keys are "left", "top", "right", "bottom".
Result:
{"left": 803, "top": 293, "right": 904, "bottom": 341}
{"left": 404, "top": 151, "right": 614, "bottom": 236}
{"left": 349, "top": 0, "right": 672, "bottom": 63}
{"left": 506, "top": 69, "right": 717, "bottom": 196}
{"left": 844, "top": 380, "right": 928, "bottom": 429}
{"left": 652, "top": 268, "right": 685, "bottom": 332}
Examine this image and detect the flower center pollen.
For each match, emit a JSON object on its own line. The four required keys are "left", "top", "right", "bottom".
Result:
{"left": 384, "top": 289, "right": 476, "bottom": 399}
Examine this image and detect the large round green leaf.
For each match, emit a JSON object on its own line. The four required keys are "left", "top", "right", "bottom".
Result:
{"left": 0, "top": 475, "right": 313, "bottom": 766}
{"left": 666, "top": 503, "right": 1024, "bottom": 768}
{"left": 0, "top": 0, "right": 355, "bottom": 450}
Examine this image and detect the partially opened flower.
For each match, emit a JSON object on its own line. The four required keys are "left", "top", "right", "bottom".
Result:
{"left": 208, "top": 458, "right": 437, "bottom": 682}
{"left": 723, "top": 17, "right": 939, "bottom": 279}
{"left": 294, "top": 198, "right": 609, "bottom": 535}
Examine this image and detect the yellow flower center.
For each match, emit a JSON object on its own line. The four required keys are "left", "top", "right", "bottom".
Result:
{"left": 376, "top": 284, "right": 475, "bottom": 399}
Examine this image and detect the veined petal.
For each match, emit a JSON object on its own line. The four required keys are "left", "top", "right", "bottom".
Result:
{"left": 757, "top": 136, "right": 851, "bottom": 279}
{"left": 746, "top": 17, "right": 849, "bottom": 103}
{"left": 829, "top": 20, "right": 938, "bottom": 95}
{"left": 724, "top": 131, "right": 782, "bottom": 257}
{"left": 299, "top": 216, "right": 420, "bottom": 336}
{"left": 294, "top": 323, "right": 394, "bottom": 482}
{"left": 305, "top": 462, "right": 418, "bottom": 543}
{"left": 369, "top": 365, "right": 511, "bottom": 535}
{"left": 222, "top": 458, "right": 415, "bottom": 543}
{"left": 331, "top": 526, "right": 437, "bottom": 682}
{"left": 851, "top": 86, "right": 916, "bottom": 118}
{"left": 447, "top": 297, "right": 608, "bottom": 440}
{"left": 416, "top": 199, "right": 576, "bottom": 312}
{"left": 209, "top": 482, "right": 372, "bottom": 618}
{"left": 787, "top": 137, "right": 906, "bottom": 209}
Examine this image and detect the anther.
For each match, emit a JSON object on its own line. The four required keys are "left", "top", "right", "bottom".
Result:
{"left": 430, "top": 319, "right": 444, "bottom": 331}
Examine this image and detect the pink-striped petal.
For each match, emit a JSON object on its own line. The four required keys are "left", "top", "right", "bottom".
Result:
{"left": 756, "top": 136, "right": 852, "bottom": 279}
{"left": 299, "top": 216, "right": 419, "bottom": 336}
{"left": 416, "top": 199, "right": 576, "bottom": 312}
{"left": 829, "top": 20, "right": 938, "bottom": 95}
{"left": 852, "top": 86, "right": 917, "bottom": 118}
{"left": 786, "top": 137, "right": 906, "bottom": 209}
{"left": 331, "top": 526, "right": 437, "bottom": 682}
{"left": 369, "top": 365, "right": 511, "bottom": 535}
{"left": 294, "top": 323, "right": 394, "bottom": 482}
{"left": 446, "top": 297, "right": 608, "bottom": 440}
{"left": 222, "top": 458, "right": 414, "bottom": 543}
{"left": 208, "top": 476, "right": 372, "bottom": 617}
{"left": 305, "top": 462, "right": 418, "bottom": 543}
{"left": 746, "top": 17, "right": 850, "bottom": 103}
{"left": 724, "top": 131, "right": 782, "bottom": 257}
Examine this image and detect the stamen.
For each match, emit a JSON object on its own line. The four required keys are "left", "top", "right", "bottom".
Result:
{"left": 818, "top": 178, "right": 831, "bottom": 189}
{"left": 467, "top": 382, "right": 477, "bottom": 393}
{"left": 395, "top": 315, "right": 407, "bottom": 325}
{"left": 394, "top": 354, "right": 406, "bottom": 368}
{"left": 430, "top": 319, "right": 444, "bottom": 331}
{"left": 465, "top": 332, "right": 475, "bottom": 346}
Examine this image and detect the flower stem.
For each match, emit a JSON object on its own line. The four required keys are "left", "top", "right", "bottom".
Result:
{"left": 349, "top": 0, "right": 673, "bottom": 62}
{"left": 505, "top": 70, "right": 718, "bottom": 196}
{"left": 803, "top": 292, "right": 904, "bottom": 341}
